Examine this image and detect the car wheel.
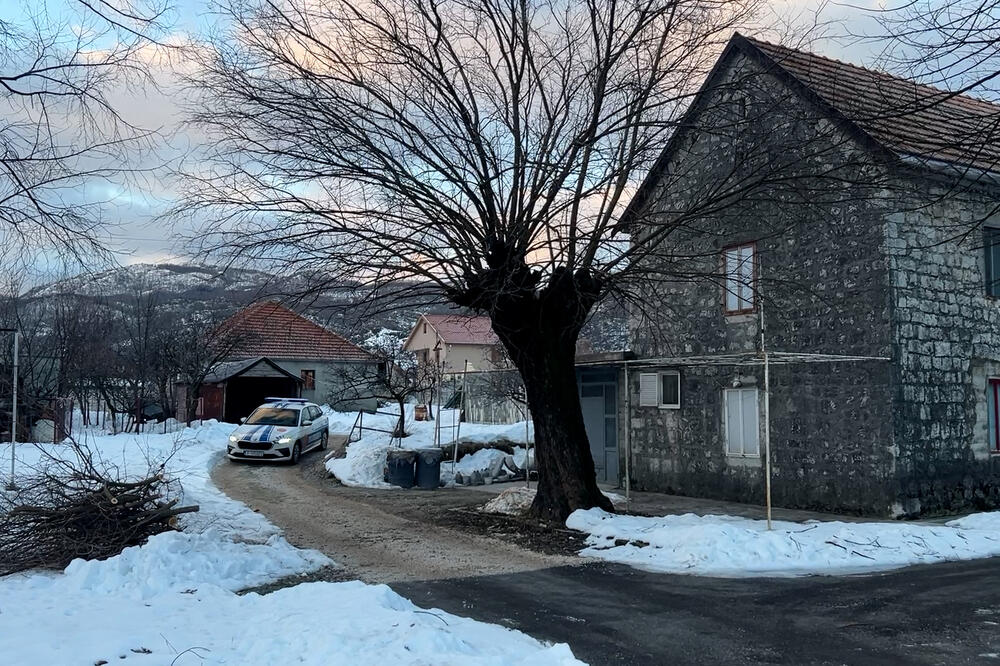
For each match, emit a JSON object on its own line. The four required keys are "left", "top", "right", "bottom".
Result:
{"left": 320, "top": 432, "right": 328, "bottom": 451}
{"left": 290, "top": 442, "right": 301, "bottom": 465}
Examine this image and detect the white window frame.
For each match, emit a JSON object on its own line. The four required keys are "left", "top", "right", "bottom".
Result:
{"left": 724, "top": 387, "right": 760, "bottom": 457}
{"left": 638, "top": 371, "right": 681, "bottom": 409}
{"left": 723, "top": 243, "right": 756, "bottom": 314}
{"left": 658, "top": 371, "right": 681, "bottom": 409}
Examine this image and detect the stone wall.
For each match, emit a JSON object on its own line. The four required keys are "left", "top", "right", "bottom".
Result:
{"left": 627, "top": 49, "right": 898, "bottom": 514}
{"left": 887, "top": 176, "right": 1000, "bottom": 516}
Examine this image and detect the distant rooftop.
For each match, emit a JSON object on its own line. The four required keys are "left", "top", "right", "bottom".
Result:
{"left": 223, "top": 301, "right": 374, "bottom": 362}
{"left": 413, "top": 313, "right": 500, "bottom": 346}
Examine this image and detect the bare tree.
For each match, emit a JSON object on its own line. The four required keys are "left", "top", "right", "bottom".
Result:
{"left": 0, "top": 0, "right": 169, "bottom": 263}
{"left": 181, "top": 0, "right": 852, "bottom": 519}
{"left": 161, "top": 311, "right": 249, "bottom": 425}
{"left": 343, "top": 331, "right": 435, "bottom": 437}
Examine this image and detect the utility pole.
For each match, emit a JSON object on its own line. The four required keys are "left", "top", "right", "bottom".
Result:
{"left": 3, "top": 328, "right": 19, "bottom": 491}
{"left": 760, "top": 299, "right": 772, "bottom": 530}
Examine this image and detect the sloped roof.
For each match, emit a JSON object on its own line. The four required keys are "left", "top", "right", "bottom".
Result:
{"left": 622, "top": 33, "right": 1000, "bottom": 228}
{"left": 204, "top": 357, "right": 302, "bottom": 383}
{"left": 742, "top": 35, "right": 1000, "bottom": 173}
{"left": 408, "top": 313, "right": 500, "bottom": 347}
{"left": 223, "top": 301, "right": 374, "bottom": 362}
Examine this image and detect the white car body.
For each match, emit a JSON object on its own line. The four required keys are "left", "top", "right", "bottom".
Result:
{"left": 226, "top": 399, "right": 329, "bottom": 463}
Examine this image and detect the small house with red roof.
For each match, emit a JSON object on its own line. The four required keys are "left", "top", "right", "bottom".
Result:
{"left": 178, "top": 301, "right": 379, "bottom": 422}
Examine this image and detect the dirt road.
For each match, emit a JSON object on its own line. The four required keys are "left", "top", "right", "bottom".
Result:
{"left": 211, "top": 444, "right": 578, "bottom": 584}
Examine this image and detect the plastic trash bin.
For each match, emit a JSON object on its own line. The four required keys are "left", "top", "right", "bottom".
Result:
{"left": 385, "top": 449, "right": 417, "bottom": 488}
{"left": 414, "top": 448, "right": 444, "bottom": 490}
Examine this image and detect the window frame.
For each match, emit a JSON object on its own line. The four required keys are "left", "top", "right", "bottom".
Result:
{"left": 638, "top": 371, "right": 681, "bottom": 409}
{"left": 724, "top": 387, "right": 760, "bottom": 457}
{"left": 657, "top": 371, "right": 681, "bottom": 409}
{"left": 722, "top": 241, "right": 757, "bottom": 315}
{"left": 300, "top": 368, "right": 316, "bottom": 391}
{"left": 985, "top": 227, "right": 1000, "bottom": 298}
{"left": 989, "top": 378, "right": 1000, "bottom": 453}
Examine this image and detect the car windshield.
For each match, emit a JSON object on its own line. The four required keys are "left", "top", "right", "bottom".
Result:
{"left": 245, "top": 407, "right": 299, "bottom": 426}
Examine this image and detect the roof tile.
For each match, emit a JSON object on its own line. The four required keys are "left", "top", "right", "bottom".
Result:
{"left": 223, "top": 301, "right": 374, "bottom": 362}
{"left": 743, "top": 36, "right": 1000, "bottom": 173}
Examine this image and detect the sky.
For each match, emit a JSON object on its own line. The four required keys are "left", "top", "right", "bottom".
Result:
{"left": 3, "top": 0, "right": 890, "bottom": 278}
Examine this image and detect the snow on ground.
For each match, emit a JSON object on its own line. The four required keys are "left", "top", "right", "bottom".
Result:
{"left": 483, "top": 488, "right": 628, "bottom": 516}
{"left": 566, "top": 509, "right": 1000, "bottom": 577}
{"left": 0, "top": 418, "right": 583, "bottom": 665}
{"left": 326, "top": 404, "right": 534, "bottom": 488}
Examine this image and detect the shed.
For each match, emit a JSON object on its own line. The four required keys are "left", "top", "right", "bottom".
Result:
{"left": 187, "top": 357, "right": 303, "bottom": 423}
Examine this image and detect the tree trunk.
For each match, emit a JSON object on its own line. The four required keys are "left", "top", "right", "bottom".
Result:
{"left": 394, "top": 397, "right": 407, "bottom": 438}
{"left": 486, "top": 268, "right": 613, "bottom": 522}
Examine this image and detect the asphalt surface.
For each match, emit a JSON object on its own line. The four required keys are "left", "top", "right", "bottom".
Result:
{"left": 214, "top": 451, "right": 1000, "bottom": 665}
{"left": 396, "top": 558, "right": 1000, "bottom": 665}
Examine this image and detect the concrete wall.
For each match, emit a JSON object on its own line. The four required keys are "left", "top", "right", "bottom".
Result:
{"left": 270, "top": 358, "right": 379, "bottom": 412}
{"left": 404, "top": 322, "right": 501, "bottom": 374}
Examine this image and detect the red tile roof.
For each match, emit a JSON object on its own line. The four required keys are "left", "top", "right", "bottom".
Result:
{"left": 223, "top": 301, "right": 374, "bottom": 362}
{"left": 743, "top": 35, "right": 1000, "bottom": 173}
{"left": 420, "top": 314, "right": 499, "bottom": 346}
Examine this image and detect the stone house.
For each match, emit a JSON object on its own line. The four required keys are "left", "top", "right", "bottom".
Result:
{"left": 616, "top": 34, "right": 1000, "bottom": 517}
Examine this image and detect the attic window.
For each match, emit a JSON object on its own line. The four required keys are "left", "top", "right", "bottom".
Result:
{"left": 423, "top": 322, "right": 427, "bottom": 334}
{"left": 986, "top": 227, "right": 1000, "bottom": 297}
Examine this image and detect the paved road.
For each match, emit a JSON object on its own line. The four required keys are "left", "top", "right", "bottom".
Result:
{"left": 214, "top": 453, "right": 1000, "bottom": 665}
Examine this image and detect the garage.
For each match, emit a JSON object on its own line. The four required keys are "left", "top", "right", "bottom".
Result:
{"left": 180, "top": 357, "right": 303, "bottom": 423}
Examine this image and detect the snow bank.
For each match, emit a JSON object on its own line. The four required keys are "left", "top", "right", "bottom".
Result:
{"left": 0, "top": 576, "right": 581, "bottom": 666}
{"left": 566, "top": 509, "right": 1000, "bottom": 577}
{"left": 1, "top": 416, "right": 583, "bottom": 665}
{"left": 326, "top": 405, "right": 533, "bottom": 489}
{"left": 59, "top": 530, "right": 329, "bottom": 599}
{"left": 483, "top": 487, "right": 537, "bottom": 515}
{"left": 483, "top": 488, "right": 626, "bottom": 516}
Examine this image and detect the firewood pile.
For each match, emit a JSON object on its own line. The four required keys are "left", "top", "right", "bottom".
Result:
{"left": 0, "top": 445, "right": 198, "bottom": 576}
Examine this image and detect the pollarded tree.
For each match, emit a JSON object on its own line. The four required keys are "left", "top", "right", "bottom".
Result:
{"left": 183, "top": 0, "right": 848, "bottom": 520}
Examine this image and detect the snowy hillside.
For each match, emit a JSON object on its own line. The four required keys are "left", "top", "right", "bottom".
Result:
{"left": 23, "top": 262, "right": 628, "bottom": 351}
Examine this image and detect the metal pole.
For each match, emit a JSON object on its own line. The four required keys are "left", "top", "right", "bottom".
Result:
{"left": 760, "top": 299, "right": 772, "bottom": 530}
{"left": 624, "top": 362, "right": 632, "bottom": 512}
{"left": 7, "top": 330, "right": 18, "bottom": 491}
{"left": 452, "top": 360, "right": 468, "bottom": 475}
{"left": 524, "top": 404, "right": 531, "bottom": 489}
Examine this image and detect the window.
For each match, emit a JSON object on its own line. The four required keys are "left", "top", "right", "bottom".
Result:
{"left": 986, "top": 228, "right": 1000, "bottom": 297}
{"left": 301, "top": 369, "right": 316, "bottom": 390}
{"left": 723, "top": 243, "right": 755, "bottom": 313}
{"left": 725, "top": 388, "right": 759, "bottom": 456}
{"left": 989, "top": 379, "right": 1000, "bottom": 453}
{"left": 638, "top": 371, "right": 681, "bottom": 408}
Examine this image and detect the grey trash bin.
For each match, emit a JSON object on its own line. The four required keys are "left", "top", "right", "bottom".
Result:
{"left": 385, "top": 449, "right": 417, "bottom": 488}
{"left": 414, "top": 448, "right": 444, "bottom": 490}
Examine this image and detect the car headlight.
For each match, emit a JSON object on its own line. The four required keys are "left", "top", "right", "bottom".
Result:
{"left": 277, "top": 436, "right": 292, "bottom": 444}
{"left": 229, "top": 436, "right": 238, "bottom": 443}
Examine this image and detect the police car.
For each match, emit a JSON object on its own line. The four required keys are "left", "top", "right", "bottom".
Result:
{"left": 226, "top": 398, "right": 329, "bottom": 464}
